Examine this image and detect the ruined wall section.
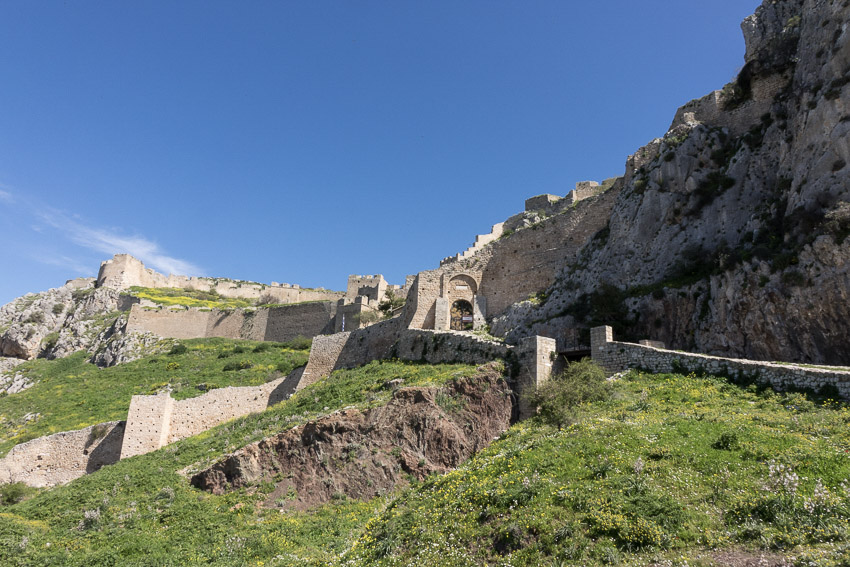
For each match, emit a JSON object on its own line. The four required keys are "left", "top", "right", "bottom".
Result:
{"left": 120, "top": 371, "right": 301, "bottom": 460}
{"left": 591, "top": 326, "right": 850, "bottom": 399}
{"left": 97, "top": 254, "right": 343, "bottom": 303}
{"left": 120, "top": 392, "right": 173, "bottom": 459}
{"left": 298, "top": 319, "right": 402, "bottom": 390}
{"left": 0, "top": 421, "right": 125, "bottom": 487}
{"left": 300, "top": 322, "right": 513, "bottom": 389}
{"left": 167, "top": 378, "right": 291, "bottom": 444}
{"left": 478, "top": 188, "right": 618, "bottom": 316}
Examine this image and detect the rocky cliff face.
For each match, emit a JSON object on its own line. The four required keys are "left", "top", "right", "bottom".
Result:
{"left": 0, "top": 276, "right": 161, "bottom": 378}
{"left": 494, "top": 0, "right": 850, "bottom": 364}
{"left": 191, "top": 366, "right": 513, "bottom": 510}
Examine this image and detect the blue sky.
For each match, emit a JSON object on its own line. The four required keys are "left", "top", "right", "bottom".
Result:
{"left": 0, "top": 1, "right": 761, "bottom": 305}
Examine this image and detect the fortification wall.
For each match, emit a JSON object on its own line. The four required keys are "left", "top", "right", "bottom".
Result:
{"left": 299, "top": 319, "right": 514, "bottom": 389}
{"left": 126, "top": 302, "right": 336, "bottom": 342}
{"left": 96, "top": 254, "right": 343, "bottom": 303}
{"left": 207, "top": 309, "right": 251, "bottom": 339}
{"left": 299, "top": 319, "right": 402, "bottom": 390}
{"left": 392, "top": 330, "right": 511, "bottom": 366}
{"left": 126, "top": 306, "right": 214, "bottom": 339}
{"left": 409, "top": 188, "right": 618, "bottom": 329}
{"left": 1, "top": 326, "right": 556, "bottom": 485}
{"left": 121, "top": 371, "right": 301, "bottom": 459}
{"left": 167, "top": 378, "right": 292, "bottom": 443}
{"left": 590, "top": 326, "right": 850, "bottom": 399}
{"left": 263, "top": 303, "right": 337, "bottom": 341}
{"left": 120, "top": 392, "right": 174, "bottom": 459}
{"left": 0, "top": 421, "right": 125, "bottom": 487}
{"left": 479, "top": 189, "right": 617, "bottom": 316}
{"left": 668, "top": 72, "right": 792, "bottom": 138}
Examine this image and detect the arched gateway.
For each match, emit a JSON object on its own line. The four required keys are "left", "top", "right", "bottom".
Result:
{"left": 450, "top": 299, "right": 474, "bottom": 330}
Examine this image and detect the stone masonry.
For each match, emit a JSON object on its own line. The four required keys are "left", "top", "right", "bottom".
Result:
{"left": 97, "top": 254, "right": 344, "bottom": 303}
{"left": 126, "top": 302, "right": 337, "bottom": 343}
{"left": 591, "top": 326, "right": 850, "bottom": 399}
{"left": 120, "top": 371, "right": 301, "bottom": 459}
{"left": 0, "top": 421, "right": 125, "bottom": 487}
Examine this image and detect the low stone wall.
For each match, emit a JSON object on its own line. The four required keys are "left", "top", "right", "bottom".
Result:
{"left": 1, "top": 328, "right": 559, "bottom": 486}
{"left": 391, "top": 329, "right": 511, "bottom": 366}
{"left": 0, "top": 421, "right": 125, "bottom": 487}
{"left": 591, "top": 326, "right": 850, "bottom": 399}
{"left": 167, "top": 376, "right": 295, "bottom": 444}
{"left": 299, "top": 319, "right": 521, "bottom": 387}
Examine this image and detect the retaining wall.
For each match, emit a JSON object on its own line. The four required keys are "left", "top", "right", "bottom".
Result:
{"left": 591, "top": 326, "right": 850, "bottom": 398}
{"left": 126, "top": 302, "right": 337, "bottom": 343}
{"left": 0, "top": 421, "right": 125, "bottom": 487}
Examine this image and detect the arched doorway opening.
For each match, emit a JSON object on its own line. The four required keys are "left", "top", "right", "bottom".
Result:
{"left": 450, "top": 299, "right": 474, "bottom": 331}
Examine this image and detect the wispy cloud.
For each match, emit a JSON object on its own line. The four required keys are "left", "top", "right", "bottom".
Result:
{"left": 37, "top": 209, "right": 204, "bottom": 277}
{"left": 0, "top": 188, "right": 13, "bottom": 203}
{"left": 34, "top": 253, "right": 93, "bottom": 276}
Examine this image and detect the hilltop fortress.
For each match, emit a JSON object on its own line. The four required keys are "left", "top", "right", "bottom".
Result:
{"left": 102, "top": 176, "right": 613, "bottom": 349}
{"left": 3, "top": 0, "right": 850, "bottom": 487}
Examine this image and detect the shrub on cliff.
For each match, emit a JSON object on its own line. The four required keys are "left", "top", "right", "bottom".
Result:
{"left": 526, "top": 358, "right": 612, "bottom": 428}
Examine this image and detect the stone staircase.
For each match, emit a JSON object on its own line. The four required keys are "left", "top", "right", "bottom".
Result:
{"left": 440, "top": 222, "right": 505, "bottom": 266}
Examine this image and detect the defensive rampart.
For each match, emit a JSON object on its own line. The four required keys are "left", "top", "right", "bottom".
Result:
{"left": 97, "top": 254, "right": 344, "bottom": 303}
{"left": 591, "top": 326, "right": 850, "bottom": 399}
{"left": 120, "top": 371, "right": 301, "bottom": 459}
{"left": 126, "top": 302, "right": 337, "bottom": 342}
{"left": 406, "top": 186, "right": 618, "bottom": 330}
{"left": 0, "top": 421, "right": 125, "bottom": 487}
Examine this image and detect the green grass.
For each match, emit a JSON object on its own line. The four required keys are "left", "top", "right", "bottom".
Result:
{"left": 2, "top": 365, "right": 850, "bottom": 566}
{"left": 344, "top": 371, "right": 850, "bottom": 566}
{"left": 127, "top": 286, "right": 256, "bottom": 309}
{"left": 0, "top": 360, "right": 478, "bottom": 567}
{"left": 0, "top": 338, "right": 309, "bottom": 456}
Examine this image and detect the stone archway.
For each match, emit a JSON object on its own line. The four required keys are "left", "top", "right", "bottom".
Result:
{"left": 450, "top": 299, "right": 474, "bottom": 331}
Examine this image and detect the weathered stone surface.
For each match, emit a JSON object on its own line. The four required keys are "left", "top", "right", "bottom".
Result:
{"left": 0, "top": 421, "right": 125, "bottom": 488}
{"left": 0, "top": 357, "right": 30, "bottom": 394}
{"left": 492, "top": 0, "right": 850, "bottom": 365}
{"left": 591, "top": 326, "right": 850, "bottom": 399}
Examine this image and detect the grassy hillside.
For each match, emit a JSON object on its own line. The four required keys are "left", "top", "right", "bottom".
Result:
{"left": 344, "top": 371, "right": 850, "bottom": 566}
{"left": 1, "top": 364, "right": 850, "bottom": 566}
{"left": 0, "top": 360, "right": 479, "bottom": 567}
{"left": 0, "top": 338, "right": 310, "bottom": 456}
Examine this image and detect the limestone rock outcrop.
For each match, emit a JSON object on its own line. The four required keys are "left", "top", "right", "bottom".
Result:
{"left": 0, "top": 277, "right": 146, "bottom": 367}
{"left": 493, "top": 0, "right": 850, "bottom": 364}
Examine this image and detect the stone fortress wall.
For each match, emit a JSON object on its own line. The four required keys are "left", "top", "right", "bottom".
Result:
{"left": 126, "top": 301, "right": 338, "bottom": 343}
{"left": 0, "top": 421, "right": 125, "bottom": 487}
{"left": 104, "top": 255, "right": 412, "bottom": 342}
{"left": 406, "top": 182, "right": 620, "bottom": 332}
{"left": 120, "top": 374, "right": 300, "bottom": 459}
{"left": 0, "top": 321, "right": 559, "bottom": 486}
{"left": 97, "top": 254, "right": 345, "bottom": 304}
{"left": 667, "top": 71, "right": 793, "bottom": 138}
{"left": 590, "top": 326, "right": 850, "bottom": 398}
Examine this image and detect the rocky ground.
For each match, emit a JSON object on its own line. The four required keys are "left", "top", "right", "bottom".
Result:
{"left": 191, "top": 364, "right": 513, "bottom": 510}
